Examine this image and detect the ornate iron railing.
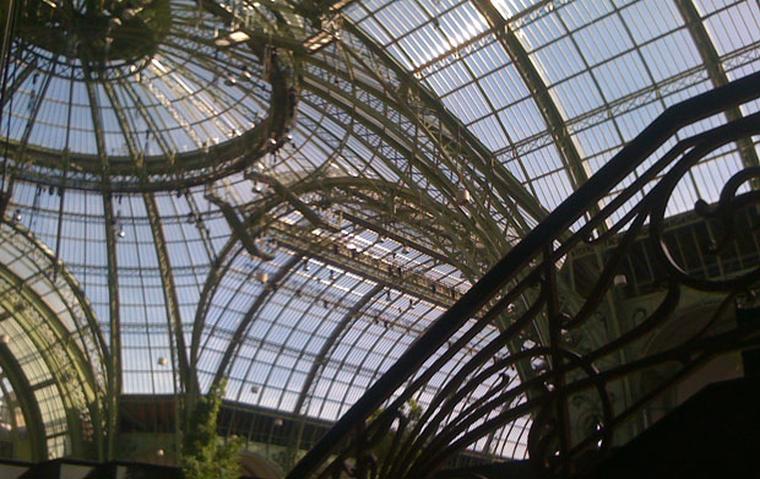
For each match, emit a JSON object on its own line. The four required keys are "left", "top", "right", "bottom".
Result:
{"left": 287, "top": 71, "right": 760, "bottom": 478}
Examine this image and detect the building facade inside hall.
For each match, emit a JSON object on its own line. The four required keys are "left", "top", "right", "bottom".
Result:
{"left": 0, "top": 0, "right": 758, "bottom": 477}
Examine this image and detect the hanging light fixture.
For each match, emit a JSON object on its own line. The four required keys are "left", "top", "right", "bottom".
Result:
{"left": 456, "top": 187, "right": 471, "bottom": 205}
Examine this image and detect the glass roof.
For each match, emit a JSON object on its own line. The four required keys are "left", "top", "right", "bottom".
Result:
{"left": 0, "top": 0, "right": 758, "bottom": 461}
{"left": 0, "top": 222, "right": 107, "bottom": 458}
{"left": 2, "top": 0, "right": 275, "bottom": 189}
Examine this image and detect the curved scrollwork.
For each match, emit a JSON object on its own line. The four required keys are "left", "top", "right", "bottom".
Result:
{"left": 287, "top": 72, "right": 760, "bottom": 478}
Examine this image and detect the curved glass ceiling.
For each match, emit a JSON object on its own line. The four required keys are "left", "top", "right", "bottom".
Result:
{"left": 2, "top": 0, "right": 280, "bottom": 189}
{"left": 0, "top": 0, "right": 758, "bottom": 461}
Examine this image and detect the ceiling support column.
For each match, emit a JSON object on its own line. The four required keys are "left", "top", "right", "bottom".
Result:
{"left": 84, "top": 75, "right": 120, "bottom": 460}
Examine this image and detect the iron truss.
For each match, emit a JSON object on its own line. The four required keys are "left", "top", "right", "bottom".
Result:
{"left": 288, "top": 71, "right": 760, "bottom": 478}
{"left": 0, "top": 0, "right": 758, "bottom": 468}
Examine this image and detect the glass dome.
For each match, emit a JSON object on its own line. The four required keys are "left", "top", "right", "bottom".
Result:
{"left": 0, "top": 0, "right": 757, "bottom": 463}
{"left": 1, "top": 0, "right": 297, "bottom": 190}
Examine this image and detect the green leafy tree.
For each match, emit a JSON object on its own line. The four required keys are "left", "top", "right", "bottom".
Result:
{"left": 181, "top": 379, "right": 243, "bottom": 479}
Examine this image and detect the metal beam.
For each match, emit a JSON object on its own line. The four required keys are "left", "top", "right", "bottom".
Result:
{"left": 0, "top": 268, "right": 99, "bottom": 458}
{"left": 144, "top": 195, "right": 195, "bottom": 392}
{"left": 214, "top": 179, "right": 464, "bottom": 306}
{"left": 675, "top": 0, "right": 759, "bottom": 169}
{"left": 190, "top": 239, "right": 240, "bottom": 369}
{"left": 341, "top": 22, "right": 549, "bottom": 227}
{"left": 0, "top": 56, "right": 35, "bottom": 109}
{"left": 285, "top": 283, "right": 382, "bottom": 466}
{"left": 301, "top": 74, "right": 501, "bottom": 248}
{"left": 84, "top": 73, "right": 120, "bottom": 460}
{"left": 292, "top": 284, "right": 383, "bottom": 418}
{"left": 0, "top": 343, "right": 47, "bottom": 461}
{"left": 287, "top": 66, "right": 760, "bottom": 479}
{"left": 0, "top": 0, "right": 15, "bottom": 85}
{"left": 211, "top": 255, "right": 302, "bottom": 387}
{"left": 101, "top": 82, "right": 195, "bottom": 396}
{"left": 242, "top": 171, "right": 467, "bottom": 267}
{"left": 472, "top": 0, "right": 590, "bottom": 190}
{"left": 264, "top": 220, "right": 461, "bottom": 308}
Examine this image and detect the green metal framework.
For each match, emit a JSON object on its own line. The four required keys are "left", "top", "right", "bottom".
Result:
{"left": 0, "top": 0, "right": 756, "bottom": 466}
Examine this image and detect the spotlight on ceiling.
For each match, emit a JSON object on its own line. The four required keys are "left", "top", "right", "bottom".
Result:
{"left": 214, "top": 30, "right": 251, "bottom": 47}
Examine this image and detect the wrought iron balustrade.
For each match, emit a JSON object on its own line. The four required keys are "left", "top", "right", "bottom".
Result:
{"left": 287, "top": 71, "right": 760, "bottom": 479}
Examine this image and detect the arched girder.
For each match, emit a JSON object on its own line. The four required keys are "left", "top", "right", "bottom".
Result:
{"left": 1, "top": 222, "right": 110, "bottom": 386}
{"left": 297, "top": 82, "right": 508, "bottom": 259}
{"left": 0, "top": 343, "right": 47, "bottom": 460}
{"left": 143, "top": 195, "right": 195, "bottom": 388}
{"left": 190, "top": 238, "right": 244, "bottom": 370}
{"left": 285, "top": 283, "right": 383, "bottom": 462}
{"left": 674, "top": 0, "right": 759, "bottom": 169}
{"left": 85, "top": 72, "right": 121, "bottom": 458}
{"left": 338, "top": 22, "right": 549, "bottom": 228}
{"left": 205, "top": 0, "right": 544, "bottom": 236}
{"left": 101, "top": 81, "right": 197, "bottom": 396}
{"left": 0, "top": 264, "right": 102, "bottom": 458}
{"left": 0, "top": 220, "right": 109, "bottom": 460}
{"left": 293, "top": 284, "right": 383, "bottom": 417}
{"left": 234, "top": 174, "right": 486, "bottom": 272}
{"left": 211, "top": 255, "right": 304, "bottom": 388}
{"left": 100, "top": 199, "right": 120, "bottom": 460}
{"left": 302, "top": 54, "right": 526, "bottom": 241}
{"left": 192, "top": 173, "right": 470, "bottom": 379}
{"left": 471, "top": 0, "right": 590, "bottom": 192}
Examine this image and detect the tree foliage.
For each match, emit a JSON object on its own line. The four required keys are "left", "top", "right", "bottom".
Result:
{"left": 181, "top": 379, "right": 243, "bottom": 479}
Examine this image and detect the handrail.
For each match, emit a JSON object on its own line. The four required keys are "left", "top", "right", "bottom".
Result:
{"left": 288, "top": 70, "right": 760, "bottom": 478}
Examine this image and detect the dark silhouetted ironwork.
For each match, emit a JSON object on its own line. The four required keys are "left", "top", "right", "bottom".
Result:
{"left": 287, "top": 70, "right": 760, "bottom": 478}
